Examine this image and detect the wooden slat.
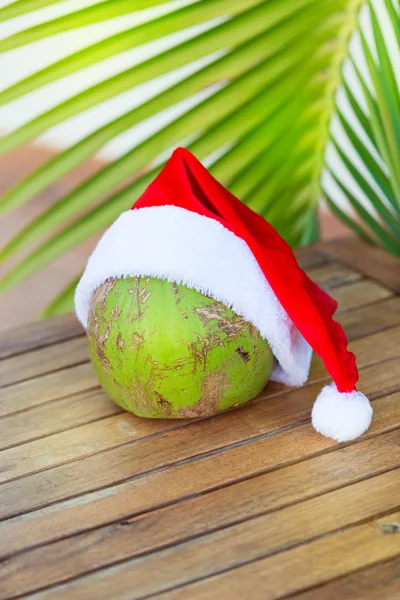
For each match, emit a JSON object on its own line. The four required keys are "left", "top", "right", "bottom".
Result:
{"left": 1, "top": 412, "right": 399, "bottom": 561}
{"left": 0, "top": 339, "right": 399, "bottom": 519}
{"left": 3, "top": 468, "right": 400, "bottom": 599}
{"left": 0, "top": 401, "right": 336, "bottom": 522}
{"left": 306, "top": 262, "right": 362, "bottom": 289}
{"left": 0, "top": 313, "right": 83, "bottom": 360}
{"left": 0, "top": 362, "right": 98, "bottom": 418}
{"left": 1, "top": 355, "right": 399, "bottom": 484}
{"left": 0, "top": 389, "right": 123, "bottom": 452}
{"left": 0, "top": 336, "right": 88, "bottom": 388}
{"left": 0, "top": 238, "right": 398, "bottom": 600}
{"left": 0, "top": 385, "right": 399, "bottom": 562}
{"left": 1, "top": 313, "right": 398, "bottom": 484}
{"left": 309, "top": 324, "right": 400, "bottom": 382}
{"left": 329, "top": 279, "right": 392, "bottom": 313}
{"left": 0, "top": 411, "right": 186, "bottom": 483}
{"left": 337, "top": 296, "right": 400, "bottom": 342}
{"left": 294, "top": 245, "right": 332, "bottom": 269}
{"left": 319, "top": 237, "right": 400, "bottom": 293}
{"left": 149, "top": 510, "right": 400, "bottom": 600}
{"left": 293, "top": 555, "right": 400, "bottom": 600}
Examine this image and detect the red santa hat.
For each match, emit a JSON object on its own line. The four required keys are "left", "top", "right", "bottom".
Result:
{"left": 75, "top": 147, "right": 372, "bottom": 442}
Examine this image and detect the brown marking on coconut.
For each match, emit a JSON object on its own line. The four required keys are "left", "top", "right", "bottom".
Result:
{"left": 128, "top": 378, "right": 157, "bottom": 415}
{"left": 93, "top": 323, "right": 112, "bottom": 370}
{"left": 179, "top": 368, "right": 229, "bottom": 417}
{"left": 110, "top": 305, "right": 122, "bottom": 321}
{"left": 161, "top": 364, "right": 183, "bottom": 371}
{"left": 129, "top": 332, "right": 144, "bottom": 353}
{"left": 128, "top": 276, "right": 150, "bottom": 322}
{"left": 187, "top": 302, "right": 249, "bottom": 375}
{"left": 188, "top": 332, "right": 213, "bottom": 374}
{"left": 235, "top": 345, "right": 250, "bottom": 362}
{"left": 154, "top": 391, "right": 173, "bottom": 416}
{"left": 139, "top": 288, "right": 152, "bottom": 304}
{"left": 88, "top": 281, "right": 118, "bottom": 371}
{"left": 116, "top": 332, "right": 125, "bottom": 350}
{"left": 172, "top": 282, "right": 187, "bottom": 308}
{"left": 93, "top": 278, "right": 117, "bottom": 310}
{"left": 194, "top": 302, "right": 251, "bottom": 339}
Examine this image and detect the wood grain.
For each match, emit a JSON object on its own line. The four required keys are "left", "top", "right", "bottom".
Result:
{"left": 306, "top": 262, "right": 362, "bottom": 289}
{"left": 337, "top": 296, "right": 400, "bottom": 341}
{"left": 150, "top": 510, "right": 400, "bottom": 600}
{"left": 0, "top": 238, "right": 399, "bottom": 599}
{"left": 4, "top": 468, "right": 400, "bottom": 599}
{"left": 319, "top": 237, "right": 400, "bottom": 293}
{"left": 1, "top": 355, "right": 399, "bottom": 484}
{"left": 0, "top": 388, "right": 399, "bottom": 566}
{"left": 293, "top": 245, "right": 332, "bottom": 269}
{"left": 0, "top": 389, "right": 122, "bottom": 452}
{"left": 293, "top": 555, "right": 400, "bottom": 600}
{"left": 2, "top": 459, "right": 399, "bottom": 598}
{"left": 329, "top": 279, "right": 392, "bottom": 313}
{"left": 0, "top": 362, "right": 98, "bottom": 418}
{"left": 0, "top": 336, "right": 88, "bottom": 388}
{"left": 1, "top": 351, "right": 400, "bottom": 521}
{"left": 0, "top": 402, "right": 336, "bottom": 522}
{"left": 1, "top": 419, "right": 399, "bottom": 560}
{"left": 0, "top": 313, "right": 83, "bottom": 360}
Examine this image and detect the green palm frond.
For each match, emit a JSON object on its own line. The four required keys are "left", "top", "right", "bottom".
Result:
{"left": 323, "top": 0, "right": 400, "bottom": 254}
{"left": 0, "top": 0, "right": 365, "bottom": 314}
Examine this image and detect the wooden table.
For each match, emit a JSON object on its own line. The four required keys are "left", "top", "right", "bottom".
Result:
{"left": 0, "top": 238, "right": 400, "bottom": 600}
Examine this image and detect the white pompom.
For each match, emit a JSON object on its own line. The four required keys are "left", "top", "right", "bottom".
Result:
{"left": 311, "top": 383, "right": 373, "bottom": 442}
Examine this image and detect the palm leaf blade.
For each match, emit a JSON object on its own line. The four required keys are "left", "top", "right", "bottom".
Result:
{"left": 323, "top": 0, "right": 400, "bottom": 255}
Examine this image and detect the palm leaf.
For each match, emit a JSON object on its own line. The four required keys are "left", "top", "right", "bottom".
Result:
{"left": 323, "top": 0, "right": 400, "bottom": 254}
{"left": 0, "top": 0, "right": 173, "bottom": 45}
{"left": 0, "top": 0, "right": 365, "bottom": 314}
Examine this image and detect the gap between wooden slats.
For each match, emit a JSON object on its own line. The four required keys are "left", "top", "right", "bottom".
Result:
{"left": 0, "top": 336, "right": 89, "bottom": 389}
{"left": 0, "top": 352, "right": 399, "bottom": 485}
{"left": 1, "top": 405, "right": 399, "bottom": 583}
{"left": 291, "top": 554, "right": 400, "bottom": 600}
{"left": 1, "top": 318, "right": 399, "bottom": 454}
{"left": 0, "top": 363, "right": 98, "bottom": 419}
{"left": 0, "top": 384, "right": 399, "bottom": 561}
{"left": 143, "top": 511, "right": 400, "bottom": 600}
{"left": 0, "top": 314, "right": 83, "bottom": 361}
{"left": 0, "top": 322, "right": 398, "bottom": 519}
{"left": 318, "top": 237, "right": 400, "bottom": 293}
{"left": 3, "top": 449, "right": 400, "bottom": 600}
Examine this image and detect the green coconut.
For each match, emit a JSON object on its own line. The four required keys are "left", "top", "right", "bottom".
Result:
{"left": 87, "top": 276, "right": 274, "bottom": 418}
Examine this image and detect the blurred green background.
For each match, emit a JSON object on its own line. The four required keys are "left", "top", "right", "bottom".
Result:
{"left": 0, "top": 0, "right": 399, "bottom": 328}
